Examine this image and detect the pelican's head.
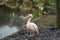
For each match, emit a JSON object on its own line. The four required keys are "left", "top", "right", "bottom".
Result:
{"left": 25, "top": 14, "right": 33, "bottom": 20}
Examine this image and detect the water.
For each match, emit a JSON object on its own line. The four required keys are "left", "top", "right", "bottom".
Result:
{"left": 0, "top": 15, "right": 26, "bottom": 39}
{"left": 0, "top": 25, "right": 19, "bottom": 39}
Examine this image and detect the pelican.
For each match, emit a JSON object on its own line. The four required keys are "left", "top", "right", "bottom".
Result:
{"left": 25, "top": 14, "right": 39, "bottom": 37}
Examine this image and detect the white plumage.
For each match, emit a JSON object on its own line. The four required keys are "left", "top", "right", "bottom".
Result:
{"left": 25, "top": 14, "right": 39, "bottom": 37}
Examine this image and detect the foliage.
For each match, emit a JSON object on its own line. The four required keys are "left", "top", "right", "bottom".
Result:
{"left": 0, "top": 0, "right": 56, "bottom": 15}
{"left": 32, "top": 8, "right": 39, "bottom": 18}
{"left": 0, "top": 0, "right": 56, "bottom": 10}
{"left": 0, "top": 0, "right": 57, "bottom": 25}
{"left": 0, "top": 0, "right": 56, "bottom": 18}
{"left": 33, "top": 0, "right": 56, "bottom": 10}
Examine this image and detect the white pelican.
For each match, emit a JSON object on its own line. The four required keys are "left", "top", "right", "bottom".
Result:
{"left": 25, "top": 14, "right": 39, "bottom": 37}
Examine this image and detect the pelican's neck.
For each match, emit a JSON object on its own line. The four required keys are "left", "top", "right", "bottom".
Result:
{"left": 27, "top": 18, "right": 32, "bottom": 23}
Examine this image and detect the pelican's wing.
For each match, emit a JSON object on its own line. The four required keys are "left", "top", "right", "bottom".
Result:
{"left": 31, "top": 23, "right": 39, "bottom": 34}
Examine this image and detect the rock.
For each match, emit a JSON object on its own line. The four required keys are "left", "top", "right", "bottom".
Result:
{"left": 1, "top": 26, "right": 60, "bottom": 40}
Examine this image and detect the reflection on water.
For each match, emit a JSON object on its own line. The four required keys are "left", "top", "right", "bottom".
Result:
{"left": 0, "top": 25, "right": 19, "bottom": 39}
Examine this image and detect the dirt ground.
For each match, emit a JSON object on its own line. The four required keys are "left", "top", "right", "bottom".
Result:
{"left": 35, "top": 14, "right": 56, "bottom": 26}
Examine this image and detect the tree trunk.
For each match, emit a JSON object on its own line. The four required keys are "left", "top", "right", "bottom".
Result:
{"left": 56, "top": 0, "right": 60, "bottom": 28}
{"left": 43, "top": 0, "right": 49, "bottom": 13}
